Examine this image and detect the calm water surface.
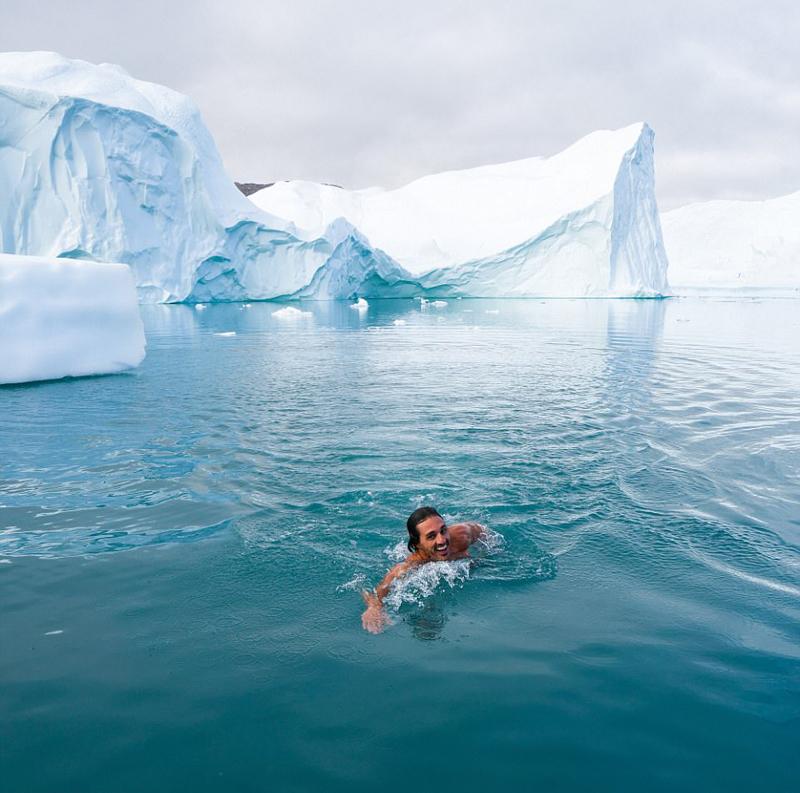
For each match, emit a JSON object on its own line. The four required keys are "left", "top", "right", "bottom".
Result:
{"left": 2, "top": 298, "right": 799, "bottom": 792}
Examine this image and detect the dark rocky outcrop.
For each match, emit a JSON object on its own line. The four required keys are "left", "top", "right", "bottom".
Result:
{"left": 235, "top": 182, "right": 274, "bottom": 196}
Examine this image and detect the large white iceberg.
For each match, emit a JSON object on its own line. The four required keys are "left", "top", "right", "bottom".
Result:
{"left": 0, "top": 51, "right": 406, "bottom": 302}
{"left": 0, "top": 253, "right": 146, "bottom": 384}
{"left": 661, "top": 192, "right": 800, "bottom": 295}
{"left": 0, "top": 53, "right": 668, "bottom": 301}
{"left": 251, "top": 123, "right": 670, "bottom": 297}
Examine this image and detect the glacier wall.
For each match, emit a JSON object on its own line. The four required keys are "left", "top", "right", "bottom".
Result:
{"left": 253, "top": 123, "right": 670, "bottom": 298}
{"left": 0, "top": 52, "right": 412, "bottom": 302}
{"left": 0, "top": 253, "right": 145, "bottom": 384}
{"left": 662, "top": 192, "right": 800, "bottom": 295}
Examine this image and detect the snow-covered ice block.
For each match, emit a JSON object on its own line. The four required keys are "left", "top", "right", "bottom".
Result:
{"left": 661, "top": 191, "right": 800, "bottom": 295}
{"left": 0, "top": 253, "right": 146, "bottom": 384}
{"left": 252, "top": 123, "right": 670, "bottom": 298}
{"left": 0, "top": 52, "right": 408, "bottom": 302}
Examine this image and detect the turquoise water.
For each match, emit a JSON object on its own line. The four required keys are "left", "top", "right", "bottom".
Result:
{"left": 2, "top": 298, "right": 799, "bottom": 791}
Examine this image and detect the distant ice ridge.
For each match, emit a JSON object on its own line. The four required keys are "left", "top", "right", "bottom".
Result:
{"left": 662, "top": 191, "right": 800, "bottom": 295}
{"left": 0, "top": 52, "right": 412, "bottom": 302}
{"left": 252, "top": 123, "right": 670, "bottom": 298}
{"left": 0, "top": 253, "right": 145, "bottom": 384}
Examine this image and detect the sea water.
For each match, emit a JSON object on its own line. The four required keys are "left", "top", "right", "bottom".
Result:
{"left": 1, "top": 298, "right": 799, "bottom": 792}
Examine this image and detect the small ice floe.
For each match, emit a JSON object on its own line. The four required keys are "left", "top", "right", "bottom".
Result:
{"left": 418, "top": 297, "right": 429, "bottom": 307}
{"left": 194, "top": 303, "right": 207, "bottom": 311}
{"left": 241, "top": 303, "right": 252, "bottom": 309}
{"left": 272, "top": 306, "right": 312, "bottom": 319}
{"left": 44, "top": 630, "right": 64, "bottom": 636}
{"left": 393, "top": 319, "right": 407, "bottom": 326}
{"left": 350, "top": 297, "right": 369, "bottom": 310}
{"left": 213, "top": 331, "right": 236, "bottom": 336}
{"left": 430, "top": 300, "right": 448, "bottom": 308}
{"left": 0, "top": 558, "right": 11, "bottom": 564}
{"left": 484, "top": 309, "right": 500, "bottom": 315}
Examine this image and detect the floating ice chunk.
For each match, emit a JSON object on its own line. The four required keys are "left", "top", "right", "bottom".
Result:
{"left": 430, "top": 300, "right": 448, "bottom": 308}
{"left": 350, "top": 297, "right": 369, "bottom": 310}
{"left": 0, "top": 254, "right": 145, "bottom": 385}
{"left": 392, "top": 319, "right": 407, "bottom": 325}
{"left": 213, "top": 331, "right": 236, "bottom": 336}
{"left": 44, "top": 630, "right": 64, "bottom": 636}
{"left": 194, "top": 304, "right": 207, "bottom": 311}
{"left": 272, "top": 306, "right": 312, "bottom": 319}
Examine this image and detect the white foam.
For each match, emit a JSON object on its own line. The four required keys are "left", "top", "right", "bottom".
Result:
{"left": 336, "top": 573, "right": 367, "bottom": 592}
{"left": 383, "top": 559, "right": 472, "bottom": 610}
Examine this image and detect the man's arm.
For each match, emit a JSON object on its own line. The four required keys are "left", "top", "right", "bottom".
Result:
{"left": 361, "top": 559, "right": 417, "bottom": 634}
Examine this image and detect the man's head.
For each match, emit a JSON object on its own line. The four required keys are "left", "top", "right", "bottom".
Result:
{"left": 406, "top": 506, "right": 449, "bottom": 559}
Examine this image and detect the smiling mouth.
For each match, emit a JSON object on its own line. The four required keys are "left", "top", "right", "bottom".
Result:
{"left": 435, "top": 542, "right": 449, "bottom": 556}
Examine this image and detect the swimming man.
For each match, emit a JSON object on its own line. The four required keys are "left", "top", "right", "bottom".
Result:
{"left": 361, "top": 506, "right": 485, "bottom": 634}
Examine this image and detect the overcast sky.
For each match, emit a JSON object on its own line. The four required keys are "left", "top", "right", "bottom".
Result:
{"left": 3, "top": 0, "right": 798, "bottom": 209}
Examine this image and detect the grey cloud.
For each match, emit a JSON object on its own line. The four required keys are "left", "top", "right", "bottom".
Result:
{"left": 1, "top": 0, "right": 798, "bottom": 209}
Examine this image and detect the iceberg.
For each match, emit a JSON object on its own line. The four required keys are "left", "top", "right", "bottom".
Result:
{"left": 0, "top": 51, "right": 409, "bottom": 302}
{"left": 0, "top": 253, "right": 145, "bottom": 384}
{"left": 661, "top": 192, "right": 800, "bottom": 295}
{"left": 0, "top": 53, "right": 668, "bottom": 301}
{"left": 251, "top": 123, "right": 670, "bottom": 298}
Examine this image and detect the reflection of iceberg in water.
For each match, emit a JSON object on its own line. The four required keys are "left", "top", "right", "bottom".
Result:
{"left": 602, "top": 300, "right": 710, "bottom": 515}
{"left": 604, "top": 299, "right": 666, "bottom": 415}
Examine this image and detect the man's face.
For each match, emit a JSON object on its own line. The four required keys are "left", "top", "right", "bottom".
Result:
{"left": 416, "top": 515, "right": 449, "bottom": 560}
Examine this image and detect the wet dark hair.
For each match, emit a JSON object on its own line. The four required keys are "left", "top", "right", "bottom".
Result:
{"left": 406, "top": 506, "right": 442, "bottom": 552}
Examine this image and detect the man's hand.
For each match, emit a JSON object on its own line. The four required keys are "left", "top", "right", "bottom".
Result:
{"left": 361, "top": 590, "right": 390, "bottom": 634}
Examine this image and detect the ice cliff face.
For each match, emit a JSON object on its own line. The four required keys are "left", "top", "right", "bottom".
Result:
{"left": 0, "top": 253, "right": 145, "bottom": 384}
{"left": 252, "top": 123, "right": 670, "bottom": 298}
{"left": 0, "top": 51, "right": 408, "bottom": 302}
{"left": 661, "top": 192, "right": 800, "bottom": 295}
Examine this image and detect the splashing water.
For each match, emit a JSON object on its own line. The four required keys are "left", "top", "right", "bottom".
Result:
{"left": 373, "top": 526, "right": 555, "bottom": 612}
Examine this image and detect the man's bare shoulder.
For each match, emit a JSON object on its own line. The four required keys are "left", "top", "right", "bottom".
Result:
{"left": 448, "top": 522, "right": 484, "bottom": 550}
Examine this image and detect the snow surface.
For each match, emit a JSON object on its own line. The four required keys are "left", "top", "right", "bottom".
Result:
{"left": 252, "top": 123, "right": 670, "bottom": 298}
{"left": 0, "top": 253, "right": 145, "bottom": 384}
{"left": 0, "top": 52, "right": 407, "bottom": 302}
{"left": 662, "top": 192, "right": 800, "bottom": 295}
